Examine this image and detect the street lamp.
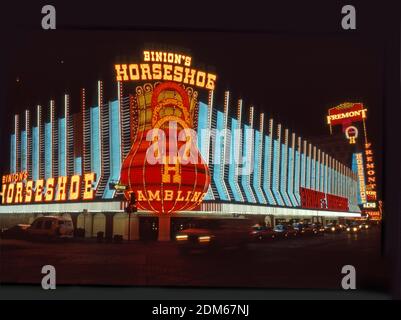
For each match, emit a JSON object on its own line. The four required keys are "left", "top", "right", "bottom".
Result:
{"left": 125, "top": 191, "right": 137, "bottom": 241}
{"left": 110, "top": 181, "right": 137, "bottom": 240}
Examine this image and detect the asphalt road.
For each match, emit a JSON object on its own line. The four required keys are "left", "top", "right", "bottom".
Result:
{"left": 0, "top": 228, "right": 388, "bottom": 290}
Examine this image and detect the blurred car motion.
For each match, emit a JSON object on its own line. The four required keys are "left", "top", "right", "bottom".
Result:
{"left": 175, "top": 218, "right": 252, "bottom": 254}
{"left": 250, "top": 225, "right": 276, "bottom": 241}
{"left": 273, "top": 224, "right": 298, "bottom": 238}
{"left": 1, "top": 224, "right": 30, "bottom": 239}
{"left": 345, "top": 222, "right": 361, "bottom": 233}
{"left": 27, "top": 216, "right": 74, "bottom": 240}
{"left": 324, "top": 223, "right": 343, "bottom": 233}
{"left": 359, "top": 222, "right": 370, "bottom": 230}
{"left": 311, "top": 223, "right": 325, "bottom": 236}
{"left": 293, "top": 223, "right": 318, "bottom": 236}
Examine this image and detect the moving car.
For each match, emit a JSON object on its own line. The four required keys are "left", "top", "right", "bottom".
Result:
{"left": 0, "top": 224, "right": 31, "bottom": 239}
{"left": 175, "top": 217, "right": 252, "bottom": 254}
{"left": 273, "top": 224, "right": 298, "bottom": 238}
{"left": 27, "top": 216, "right": 74, "bottom": 240}
{"left": 250, "top": 225, "right": 276, "bottom": 241}
{"left": 311, "top": 223, "right": 325, "bottom": 236}
{"left": 345, "top": 222, "right": 361, "bottom": 234}
{"left": 324, "top": 223, "right": 343, "bottom": 233}
{"left": 293, "top": 223, "right": 317, "bottom": 236}
{"left": 359, "top": 222, "right": 370, "bottom": 230}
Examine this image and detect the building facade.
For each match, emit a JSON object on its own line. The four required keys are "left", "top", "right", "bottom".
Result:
{"left": 1, "top": 79, "right": 362, "bottom": 240}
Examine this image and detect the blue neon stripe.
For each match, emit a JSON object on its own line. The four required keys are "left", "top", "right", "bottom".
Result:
{"left": 213, "top": 110, "right": 229, "bottom": 200}
{"left": 300, "top": 153, "right": 306, "bottom": 188}
{"left": 197, "top": 102, "right": 214, "bottom": 201}
{"left": 253, "top": 130, "right": 266, "bottom": 203}
{"left": 287, "top": 147, "right": 298, "bottom": 206}
{"left": 272, "top": 139, "right": 284, "bottom": 206}
{"left": 241, "top": 124, "right": 256, "bottom": 203}
{"left": 32, "top": 127, "right": 39, "bottom": 180}
{"left": 320, "top": 162, "right": 325, "bottom": 193}
{"left": 74, "top": 157, "right": 82, "bottom": 175}
{"left": 263, "top": 135, "right": 276, "bottom": 205}
{"left": 58, "top": 118, "right": 67, "bottom": 176}
{"left": 10, "top": 134, "right": 16, "bottom": 173}
{"left": 228, "top": 118, "right": 244, "bottom": 201}
{"left": 306, "top": 155, "right": 311, "bottom": 189}
{"left": 294, "top": 150, "right": 301, "bottom": 204}
{"left": 104, "top": 100, "right": 122, "bottom": 199}
{"left": 327, "top": 167, "right": 332, "bottom": 194}
{"left": 280, "top": 143, "right": 292, "bottom": 206}
{"left": 90, "top": 106, "right": 101, "bottom": 186}
{"left": 311, "top": 157, "right": 316, "bottom": 190}
{"left": 44, "top": 122, "right": 52, "bottom": 179}
{"left": 21, "top": 130, "right": 27, "bottom": 172}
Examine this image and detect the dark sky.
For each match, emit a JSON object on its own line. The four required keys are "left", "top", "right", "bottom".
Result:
{"left": 1, "top": 29, "right": 383, "bottom": 185}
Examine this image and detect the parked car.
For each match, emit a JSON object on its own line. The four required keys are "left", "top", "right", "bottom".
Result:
{"left": 250, "top": 225, "right": 276, "bottom": 241}
{"left": 27, "top": 216, "right": 74, "bottom": 240}
{"left": 273, "top": 224, "right": 298, "bottom": 238}
{"left": 175, "top": 217, "right": 252, "bottom": 254}
{"left": 1, "top": 224, "right": 31, "bottom": 239}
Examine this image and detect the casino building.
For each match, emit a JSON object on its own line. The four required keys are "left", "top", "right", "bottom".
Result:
{"left": 0, "top": 51, "right": 363, "bottom": 241}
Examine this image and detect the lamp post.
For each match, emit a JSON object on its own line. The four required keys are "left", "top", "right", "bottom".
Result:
{"left": 109, "top": 182, "right": 137, "bottom": 241}
{"left": 126, "top": 191, "right": 137, "bottom": 241}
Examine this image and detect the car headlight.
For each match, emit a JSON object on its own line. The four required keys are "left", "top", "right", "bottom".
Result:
{"left": 198, "top": 236, "right": 211, "bottom": 243}
{"left": 353, "top": 227, "right": 357, "bottom": 232}
{"left": 176, "top": 235, "right": 188, "bottom": 241}
{"left": 346, "top": 228, "right": 350, "bottom": 231}
{"left": 331, "top": 227, "right": 335, "bottom": 231}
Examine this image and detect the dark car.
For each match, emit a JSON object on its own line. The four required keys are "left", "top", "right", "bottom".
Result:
{"left": 345, "top": 222, "right": 361, "bottom": 233}
{"left": 311, "top": 223, "right": 325, "bottom": 236}
{"left": 1, "top": 224, "right": 30, "bottom": 239}
{"left": 293, "top": 223, "right": 316, "bottom": 236}
{"left": 324, "top": 223, "right": 343, "bottom": 233}
{"left": 273, "top": 224, "right": 298, "bottom": 238}
{"left": 250, "top": 225, "right": 276, "bottom": 241}
{"left": 175, "top": 218, "right": 253, "bottom": 254}
{"left": 358, "top": 222, "right": 370, "bottom": 230}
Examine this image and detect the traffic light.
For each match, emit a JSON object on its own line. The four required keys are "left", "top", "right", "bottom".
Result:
{"left": 125, "top": 192, "right": 137, "bottom": 213}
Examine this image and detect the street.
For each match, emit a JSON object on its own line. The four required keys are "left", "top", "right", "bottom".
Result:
{"left": 0, "top": 228, "right": 388, "bottom": 290}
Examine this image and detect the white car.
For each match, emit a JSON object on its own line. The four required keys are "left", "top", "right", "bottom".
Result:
{"left": 27, "top": 216, "right": 74, "bottom": 239}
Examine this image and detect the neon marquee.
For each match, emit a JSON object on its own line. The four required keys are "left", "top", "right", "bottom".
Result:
{"left": 1, "top": 172, "right": 96, "bottom": 204}
{"left": 115, "top": 50, "right": 217, "bottom": 90}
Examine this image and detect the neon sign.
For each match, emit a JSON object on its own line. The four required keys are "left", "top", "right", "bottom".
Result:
{"left": 354, "top": 153, "right": 367, "bottom": 203}
{"left": 327, "top": 102, "right": 367, "bottom": 127}
{"left": 119, "top": 81, "right": 211, "bottom": 214}
{"left": 363, "top": 142, "right": 380, "bottom": 218}
{"left": 1, "top": 172, "right": 96, "bottom": 204}
{"left": 300, "top": 187, "right": 349, "bottom": 211}
{"left": 115, "top": 50, "right": 217, "bottom": 90}
{"left": 345, "top": 125, "right": 358, "bottom": 144}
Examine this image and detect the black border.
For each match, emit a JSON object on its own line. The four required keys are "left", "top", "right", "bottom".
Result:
{"left": 0, "top": 0, "right": 400, "bottom": 300}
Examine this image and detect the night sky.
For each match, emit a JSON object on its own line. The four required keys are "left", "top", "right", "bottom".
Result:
{"left": 1, "top": 29, "right": 383, "bottom": 185}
